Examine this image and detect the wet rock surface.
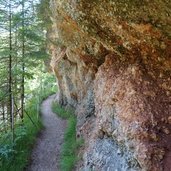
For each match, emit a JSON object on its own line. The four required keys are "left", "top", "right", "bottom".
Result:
{"left": 47, "top": 0, "right": 171, "bottom": 170}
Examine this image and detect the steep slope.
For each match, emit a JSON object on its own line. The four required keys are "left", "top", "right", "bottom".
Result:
{"left": 47, "top": 0, "right": 171, "bottom": 170}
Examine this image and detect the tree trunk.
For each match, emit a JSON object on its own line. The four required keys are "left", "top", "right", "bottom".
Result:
{"left": 21, "top": 0, "right": 25, "bottom": 120}
{"left": 9, "top": 0, "right": 12, "bottom": 132}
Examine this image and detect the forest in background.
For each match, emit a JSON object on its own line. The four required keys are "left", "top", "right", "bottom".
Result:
{"left": 0, "top": 0, "right": 56, "bottom": 170}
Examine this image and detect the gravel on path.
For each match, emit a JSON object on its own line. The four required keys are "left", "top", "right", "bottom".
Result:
{"left": 26, "top": 94, "right": 66, "bottom": 171}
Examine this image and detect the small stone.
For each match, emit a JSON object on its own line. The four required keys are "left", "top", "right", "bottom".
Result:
{"left": 157, "top": 149, "right": 165, "bottom": 160}
{"left": 160, "top": 42, "right": 167, "bottom": 50}
{"left": 98, "top": 130, "right": 105, "bottom": 139}
{"left": 117, "top": 148, "right": 121, "bottom": 155}
{"left": 158, "top": 154, "right": 164, "bottom": 160}
{"left": 123, "top": 8, "right": 127, "bottom": 12}
{"left": 163, "top": 127, "right": 170, "bottom": 134}
{"left": 143, "top": 131, "right": 149, "bottom": 138}
{"left": 161, "top": 118, "right": 165, "bottom": 122}
{"left": 166, "top": 91, "right": 170, "bottom": 96}
{"left": 159, "top": 73, "right": 163, "bottom": 78}
{"left": 112, "top": 130, "right": 117, "bottom": 138}
{"left": 112, "top": 97, "right": 118, "bottom": 102}
{"left": 151, "top": 133, "right": 158, "bottom": 141}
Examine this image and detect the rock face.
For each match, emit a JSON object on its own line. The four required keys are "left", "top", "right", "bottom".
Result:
{"left": 47, "top": 0, "right": 171, "bottom": 170}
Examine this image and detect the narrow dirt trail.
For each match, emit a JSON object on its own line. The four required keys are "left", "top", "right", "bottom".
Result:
{"left": 26, "top": 94, "right": 66, "bottom": 171}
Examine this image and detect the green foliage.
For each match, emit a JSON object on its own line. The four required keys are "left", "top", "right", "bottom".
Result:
{"left": 52, "top": 103, "right": 71, "bottom": 119}
{"left": 25, "top": 70, "right": 57, "bottom": 100}
{"left": 52, "top": 103, "right": 84, "bottom": 171}
{"left": 0, "top": 73, "right": 57, "bottom": 171}
{"left": 37, "top": 0, "right": 52, "bottom": 28}
{"left": 0, "top": 0, "right": 49, "bottom": 133}
{"left": 0, "top": 98, "right": 42, "bottom": 171}
{"left": 0, "top": 0, "right": 57, "bottom": 170}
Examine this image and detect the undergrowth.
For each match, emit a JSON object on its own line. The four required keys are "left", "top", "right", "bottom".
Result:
{"left": 0, "top": 87, "right": 56, "bottom": 171}
{"left": 0, "top": 97, "right": 42, "bottom": 171}
{"left": 52, "top": 103, "right": 84, "bottom": 171}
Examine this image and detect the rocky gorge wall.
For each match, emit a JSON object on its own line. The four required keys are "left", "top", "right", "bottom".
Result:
{"left": 47, "top": 0, "right": 171, "bottom": 170}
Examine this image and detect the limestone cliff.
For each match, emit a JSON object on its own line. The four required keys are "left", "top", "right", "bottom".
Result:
{"left": 47, "top": 0, "right": 171, "bottom": 170}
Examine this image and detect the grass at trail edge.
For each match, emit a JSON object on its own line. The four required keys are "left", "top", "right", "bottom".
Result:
{"left": 52, "top": 102, "right": 84, "bottom": 171}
